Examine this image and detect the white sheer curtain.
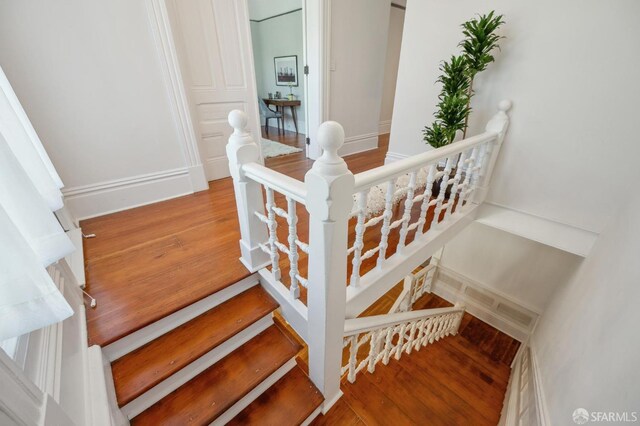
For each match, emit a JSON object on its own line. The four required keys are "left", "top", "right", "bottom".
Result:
{"left": 0, "top": 66, "right": 64, "bottom": 210}
{"left": 0, "top": 66, "right": 73, "bottom": 341}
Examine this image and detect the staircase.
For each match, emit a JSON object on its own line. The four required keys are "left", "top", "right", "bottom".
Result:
{"left": 95, "top": 100, "right": 511, "bottom": 424}
{"left": 105, "top": 283, "right": 323, "bottom": 425}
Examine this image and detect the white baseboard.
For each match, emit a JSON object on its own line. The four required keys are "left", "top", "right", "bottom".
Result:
{"left": 432, "top": 267, "right": 539, "bottom": 342}
{"left": 104, "top": 274, "right": 259, "bottom": 361}
{"left": 339, "top": 132, "right": 379, "bottom": 157}
{"left": 188, "top": 164, "right": 209, "bottom": 192}
{"left": 378, "top": 120, "right": 392, "bottom": 135}
{"left": 204, "top": 157, "right": 231, "bottom": 181}
{"left": 384, "top": 151, "right": 408, "bottom": 164}
{"left": 63, "top": 168, "right": 194, "bottom": 220}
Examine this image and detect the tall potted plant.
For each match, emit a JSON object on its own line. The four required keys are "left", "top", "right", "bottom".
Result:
{"left": 423, "top": 11, "right": 505, "bottom": 148}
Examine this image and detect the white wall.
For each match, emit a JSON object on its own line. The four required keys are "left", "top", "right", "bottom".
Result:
{"left": 329, "top": 0, "right": 390, "bottom": 155}
{"left": 531, "top": 193, "right": 640, "bottom": 423}
{"left": 249, "top": 4, "right": 306, "bottom": 133}
{"left": 440, "top": 222, "right": 582, "bottom": 313}
{"left": 247, "top": 0, "right": 301, "bottom": 21}
{"left": 389, "top": 0, "right": 640, "bottom": 319}
{"left": 390, "top": 0, "right": 640, "bottom": 233}
{"left": 0, "top": 0, "right": 193, "bottom": 219}
{"left": 378, "top": 5, "right": 405, "bottom": 135}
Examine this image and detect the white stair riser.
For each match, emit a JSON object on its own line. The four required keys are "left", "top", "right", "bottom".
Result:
{"left": 210, "top": 358, "right": 297, "bottom": 426}
{"left": 104, "top": 274, "right": 259, "bottom": 361}
{"left": 122, "top": 314, "right": 273, "bottom": 420}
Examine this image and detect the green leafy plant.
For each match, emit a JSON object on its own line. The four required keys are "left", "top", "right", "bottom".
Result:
{"left": 423, "top": 11, "right": 504, "bottom": 148}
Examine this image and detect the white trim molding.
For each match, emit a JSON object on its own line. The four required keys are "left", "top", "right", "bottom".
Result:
{"left": 476, "top": 202, "right": 599, "bottom": 258}
{"left": 384, "top": 150, "right": 408, "bottom": 165}
{"left": 62, "top": 168, "right": 193, "bottom": 220}
{"left": 499, "top": 344, "right": 550, "bottom": 426}
{"left": 338, "top": 132, "right": 378, "bottom": 157}
{"left": 432, "top": 266, "right": 540, "bottom": 342}
{"left": 378, "top": 119, "right": 391, "bottom": 135}
{"left": 146, "top": 0, "right": 208, "bottom": 192}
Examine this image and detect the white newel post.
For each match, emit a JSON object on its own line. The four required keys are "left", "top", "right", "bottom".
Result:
{"left": 305, "top": 121, "right": 354, "bottom": 410}
{"left": 227, "top": 110, "right": 270, "bottom": 272}
{"left": 474, "top": 100, "right": 513, "bottom": 203}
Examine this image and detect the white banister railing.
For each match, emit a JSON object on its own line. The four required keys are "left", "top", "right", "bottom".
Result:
{"left": 342, "top": 305, "right": 464, "bottom": 383}
{"left": 226, "top": 100, "right": 511, "bottom": 408}
{"left": 345, "top": 100, "right": 511, "bottom": 316}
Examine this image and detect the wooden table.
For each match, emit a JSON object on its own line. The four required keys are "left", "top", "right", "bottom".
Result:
{"left": 263, "top": 98, "right": 301, "bottom": 134}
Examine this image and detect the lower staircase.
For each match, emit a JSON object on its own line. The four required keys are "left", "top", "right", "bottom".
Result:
{"left": 107, "top": 282, "right": 323, "bottom": 425}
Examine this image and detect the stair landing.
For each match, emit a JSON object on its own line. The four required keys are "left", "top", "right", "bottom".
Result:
{"left": 81, "top": 135, "right": 389, "bottom": 347}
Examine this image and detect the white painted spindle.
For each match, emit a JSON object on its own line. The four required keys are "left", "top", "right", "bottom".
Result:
{"left": 398, "top": 171, "right": 417, "bottom": 251}
{"left": 376, "top": 178, "right": 396, "bottom": 268}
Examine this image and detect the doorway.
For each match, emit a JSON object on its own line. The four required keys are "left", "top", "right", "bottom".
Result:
{"left": 248, "top": 0, "right": 308, "bottom": 161}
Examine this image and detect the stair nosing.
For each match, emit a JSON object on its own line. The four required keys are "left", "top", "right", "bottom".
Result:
{"left": 112, "top": 285, "right": 279, "bottom": 407}
{"left": 131, "top": 325, "right": 301, "bottom": 425}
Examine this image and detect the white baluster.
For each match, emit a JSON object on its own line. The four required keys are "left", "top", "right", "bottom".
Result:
{"left": 445, "top": 151, "right": 468, "bottom": 220}
{"left": 377, "top": 178, "right": 396, "bottom": 268}
{"left": 226, "top": 110, "right": 270, "bottom": 271}
{"left": 305, "top": 120, "right": 354, "bottom": 405}
{"left": 286, "top": 196, "right": 300, "bottom": 299}
{"left": 349, "top": 190, "right": 368, "bottom": 287}
{"left": 456, "top": 146, "right": 479, "bottom": 211}
{"left": 432, "top": 156, "right": 454, "bottom": 230}
{"left": 264, "top": 188, "right": 281, "bottom": 281}
{"left": 398, "top": 171, "right": 418, "bottom": 251}
{"left": 417, "top": 164, "right": 436, "bottom": 236}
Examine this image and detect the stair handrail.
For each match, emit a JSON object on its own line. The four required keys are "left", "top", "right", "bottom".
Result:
{"left": 342, "top": 305, "right": 465, "bottom": 383}
{"left": 344, "top": 305, "right": 463, "bottom": 336}
{"left": 243, "top": 162, "right": 307, "bottom": 204}
{"left": 354, "top": 130, "right": 497, "bottom": 192}
{"left": 226, "top": 100, "right": 511, "bottom": 409}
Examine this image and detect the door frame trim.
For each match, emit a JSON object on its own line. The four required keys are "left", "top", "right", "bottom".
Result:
{"left": 146, "top": 0, "right": 208, "bottom": 191}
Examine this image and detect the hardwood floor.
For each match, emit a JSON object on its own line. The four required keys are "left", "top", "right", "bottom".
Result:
{"left": 81, "top": 129, "right": 518, "bottom": 424}
{"left": 81, "top": 132, "right": 388, "bottom": 346}
{"left": 312, "top": 292, "right": 519, "bottom": 426}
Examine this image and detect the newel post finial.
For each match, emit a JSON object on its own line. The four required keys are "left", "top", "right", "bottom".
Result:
{"left": 485, "top": 99, "right": 512, "bottom": 136}
{"left": 226, "top": 110, "right": 269, "bottom": 272}
{"left": 312, "top": 121, "right": 349, "bottom": 176}
{"left": 304, "top": 120, "right": 354, "bottom": 408}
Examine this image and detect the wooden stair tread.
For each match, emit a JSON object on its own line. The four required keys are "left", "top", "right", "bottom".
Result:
{"left": 132, "top": 324, "right": 301, "bottom": 425}
{"left": 112, "top": 285, "right": 278, "bottom": 407}
{"left": 228, "top": 364, "right": 323, "bottom": 426}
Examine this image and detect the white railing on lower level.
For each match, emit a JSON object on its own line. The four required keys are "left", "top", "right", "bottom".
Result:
{"left": 226, "top": 100, "right": 511, "bottom": 408}
{"left": 342, "top": 305, "right": 464, "bottom": 383}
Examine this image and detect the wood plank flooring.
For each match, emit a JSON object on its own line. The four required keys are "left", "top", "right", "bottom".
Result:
{"left": 312, "top": 292, "right": 519, "bottom": 426}
{"left": 81, "top": 130, "right": 387, "bottom": 346}
{"left": 81, "top": 127, "right": 519, "bottom": 424}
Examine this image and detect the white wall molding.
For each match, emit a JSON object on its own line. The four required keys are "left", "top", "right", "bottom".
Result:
{"left": 146, "top": 0, "right": 208, "bottom": 192}
{"left": 338, "top": 132, "right": 378, "bottom": 157}
{"left": 499, "top": 344, "right": 550, "bottom": 426}
{"left": 384, "top": 150, "right": 408, "bottom": 164}
{"left": 63, "top": 168, "right": 193, "bottom": 220}
{"left": 378, "top": 119, "right": 392, "bottom": 135}
{"left": 432, "top": 266, "right": 539, "bottom": 342}
{"left": 476, "top": 202, "right": 599, "bottom": 257}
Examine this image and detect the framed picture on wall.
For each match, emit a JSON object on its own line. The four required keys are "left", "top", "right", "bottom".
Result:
{"left": 274, "top": 55, "right": 298, "bottom": 86}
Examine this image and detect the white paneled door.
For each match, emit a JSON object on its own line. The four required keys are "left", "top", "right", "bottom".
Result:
{"left": 168, "top": 0, "right": 262, "bottom": 181}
